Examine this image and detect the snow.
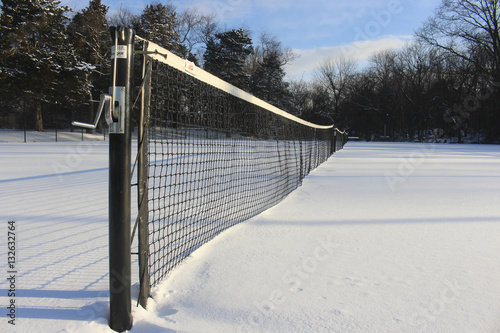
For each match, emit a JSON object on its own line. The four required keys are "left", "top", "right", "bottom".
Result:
{"left": 1, "top": 133, "right": 499, "bottom": 333}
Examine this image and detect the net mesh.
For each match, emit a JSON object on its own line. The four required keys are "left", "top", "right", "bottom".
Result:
{"left": 140, "top": 44, "right": 346, "bottom": 288}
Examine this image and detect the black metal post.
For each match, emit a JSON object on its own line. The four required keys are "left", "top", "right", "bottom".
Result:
{"left": 108, "top": 26, "right": 134, "bottom": 332}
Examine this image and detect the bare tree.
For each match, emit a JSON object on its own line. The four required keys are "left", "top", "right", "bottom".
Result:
{"left": 247, "top": 32, "right": 297, "bottom": 74}
{"left": 315, "top": 55, "right": 356, "bottom": 118}
{"left": 417, "top": 0, "right": 500, "bottom": 138}
{"left": 107, "top": 5, "right": 140, "bottom": 29}
{"left": 416, "top": 0, "right": 500, "bottom": 80}
{"left": 288, "top": 79, "right": 312, "bottom": 117}
{"left": 176, "top": 7, "right": 218, "bottom": 63}
{"left": 369, "top": 49, "right": 398, "bottom": 87}
{"left": 391, "top": 43, "right": 443, "bottom": 139}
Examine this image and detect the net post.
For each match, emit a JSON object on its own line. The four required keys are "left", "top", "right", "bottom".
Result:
{"left": 137, "top": 41, "right": 151, "bottom": 308}
{"left": 333, "top": 129, "right": 337, "bottom": 153}
{"left": 108, "top": 26, "right": 134, "bottom": 332}
{"left": 330, "top": 128, "right": 334, "bottom": 154}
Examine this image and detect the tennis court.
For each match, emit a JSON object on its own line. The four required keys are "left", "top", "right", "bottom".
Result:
{"left": 1, "top": 139, "right": 499, "bottom": 332}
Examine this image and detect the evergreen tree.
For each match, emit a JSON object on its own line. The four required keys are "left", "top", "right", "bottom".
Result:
{"left": 0, "top": 0, "right": 79, "bottom": 131}
{"left": 136, "top": 2, "right": 186, "bottom": 57}
{"left": 250, "top": 51, "right": 292, "bottom": 111}
{"left": 67, "top": 0, "right": 110, "bottom": 130}
{"left": 203, "top": 29, "right": 253, "bottom": 90}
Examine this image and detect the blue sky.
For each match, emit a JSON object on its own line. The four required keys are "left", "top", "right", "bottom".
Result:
{"left": 62, "top": 0, "right": 443, "bottom": 80}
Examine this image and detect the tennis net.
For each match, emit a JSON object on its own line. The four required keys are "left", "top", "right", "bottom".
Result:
{"left": 135, "top": 37, "right": 347, "bottom": 302}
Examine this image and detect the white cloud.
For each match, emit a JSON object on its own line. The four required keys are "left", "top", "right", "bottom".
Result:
{"left": 285, "top": 35, "right": 412, "bottom": 81}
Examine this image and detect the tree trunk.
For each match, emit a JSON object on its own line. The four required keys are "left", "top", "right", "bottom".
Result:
{"left": 34, "top": 100, "right": 44, "bottom": 132}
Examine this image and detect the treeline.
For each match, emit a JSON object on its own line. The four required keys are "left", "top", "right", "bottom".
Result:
{"left": 307, "top": 43, "right": 500, "bottom": 142}
{"left": 1, "top": 0, "right": 499, "bottom": 142}
{"left": 299, "top": 0, "right": 500, "bottom": 142}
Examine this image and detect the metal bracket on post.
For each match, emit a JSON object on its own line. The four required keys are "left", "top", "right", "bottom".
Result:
{"left": 107, "top": 87, "right": 126, "bottom": 134}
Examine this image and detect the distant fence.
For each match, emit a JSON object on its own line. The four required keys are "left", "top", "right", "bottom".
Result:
{"left": 0, "top": 128, "right": 108, "bottom": 143}
{"left": 0, "top": 98, "right": 109, "bottom": 143}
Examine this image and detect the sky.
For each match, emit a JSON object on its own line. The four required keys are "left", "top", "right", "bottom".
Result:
{"left": 61, "top": 0, "right": 443, "bottom": 80}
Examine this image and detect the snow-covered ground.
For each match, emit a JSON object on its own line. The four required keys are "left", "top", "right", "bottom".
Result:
{"left": 1, "top": 133, "right": 499, "bottom": 333}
